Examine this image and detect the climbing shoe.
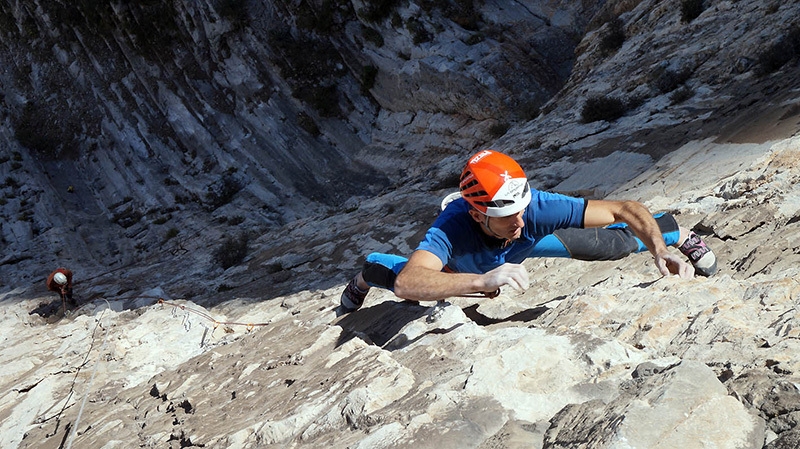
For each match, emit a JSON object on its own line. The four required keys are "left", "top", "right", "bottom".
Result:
{"left": 337, "top": 276, "right": 369, "bottom": 316}
{"left": 678, "top": 231, "right": 718, "bottom": 277}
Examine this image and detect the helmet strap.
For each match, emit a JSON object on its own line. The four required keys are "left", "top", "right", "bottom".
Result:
{"left": 469, "top": 207, "right": 511, "bottom": 246}
{"left": 482, "top": 215, "right": 511, "bottom": 247}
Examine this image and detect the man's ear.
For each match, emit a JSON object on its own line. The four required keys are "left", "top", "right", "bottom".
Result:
{"left": 468, "top": 209, "right": 484, "bottom": 223}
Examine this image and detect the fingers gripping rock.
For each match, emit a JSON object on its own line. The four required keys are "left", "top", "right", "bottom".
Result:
{"left": 483, "top": 263, "right": 530, "bottom": 292}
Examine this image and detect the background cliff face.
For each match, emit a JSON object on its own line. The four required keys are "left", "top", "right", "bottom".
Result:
{"left": 3, "top": 0, "right": 800, "bottom": 448}
{"left": 0, "top": 0, "right": 605, "bottom": 298}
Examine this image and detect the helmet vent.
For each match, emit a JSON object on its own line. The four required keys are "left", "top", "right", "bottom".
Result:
{"left": 463, "top": 190, "right": 486, "bottom": 198}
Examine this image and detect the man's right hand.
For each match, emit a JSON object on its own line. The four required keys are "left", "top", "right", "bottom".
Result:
{"left": 481, "top": 263, "right": 530, "bottom": 293}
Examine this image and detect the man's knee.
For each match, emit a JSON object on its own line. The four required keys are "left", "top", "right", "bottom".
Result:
{"left": 554, "top": 227, "right": 639, "bottom": 261}
{"left": 362, "top": 261, "right": 398, "bottom": 290}
{"left": 654, "top": 213, "right": 681, "bottom": 246}
{"left": 361, "top": 253, "right": 409, "bottom": 290}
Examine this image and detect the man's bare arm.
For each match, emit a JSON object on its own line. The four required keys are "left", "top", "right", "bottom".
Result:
{"left": 394, "top": 250, "right": 529, "bottom": 302}
{"left": 584, "top": 200, "right": 693, "bottom": 277}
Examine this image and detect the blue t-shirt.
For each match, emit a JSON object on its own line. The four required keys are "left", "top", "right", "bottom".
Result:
{"left": 416, "top": 191, "right": 587, "bottom": 274}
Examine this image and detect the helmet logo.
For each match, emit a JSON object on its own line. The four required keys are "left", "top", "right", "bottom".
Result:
{"left": 506, "top": 178, "right": 526, "bottom": 198}
{"left": 500, "top": 170, "right": 512, "bottom": 182}
{"left": 469, "top": 150, "right": 493, "bottom": 165}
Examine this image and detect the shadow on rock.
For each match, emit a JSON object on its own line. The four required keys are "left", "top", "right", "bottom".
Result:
{"left": 335, "top": 299, "right": 553, "bottom": 350}
{"left": 29, "top": 298, "right": 80, "bottom": 322}
{"left": 335, "top": 301, "right": 432, "bottom": 347}
{"left": 462, "top": 304, "right": 549, "bottom": 326}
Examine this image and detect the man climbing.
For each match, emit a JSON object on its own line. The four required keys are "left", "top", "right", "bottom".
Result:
{"left": 338, "top": 149, "right": 716, "bottom": 314}
{"left": 46, "top": 267, "right": 75, "bottom": 311}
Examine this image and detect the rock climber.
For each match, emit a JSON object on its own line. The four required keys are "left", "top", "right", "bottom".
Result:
{"left": 46, "top": 267, "right": 75, "bottom": 309}
{"left": 338, "top": 149, "right": 717, "bottom": 314}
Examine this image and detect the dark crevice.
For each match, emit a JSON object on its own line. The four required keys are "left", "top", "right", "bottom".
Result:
{"left": 462, "top": 304, "right": 548, "bottom": 326}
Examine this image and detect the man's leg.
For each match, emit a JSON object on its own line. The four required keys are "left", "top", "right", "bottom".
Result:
{"left": 339, "top": 253, "right": 408, "bottom": 315}
{"left": 539, "top": 213, "right": 680, "bottom": 261}
{"left": 530, "top": 213, "right": 716, "bottom": 275}
{"left": 361, "top": 253, "right": 408, "bottom": 289}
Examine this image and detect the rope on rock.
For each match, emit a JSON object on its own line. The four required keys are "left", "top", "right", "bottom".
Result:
{"left": 65, "top": 299, "right": 112, "bottom": 449}
{"left": 456, "top": 288, "right": 501, "bottom": 299}
{"left": 157, "top": 299, "right": 270, "bottom": 332}
{"left": 73, "top": 295, "right": 272, "bottom": 331}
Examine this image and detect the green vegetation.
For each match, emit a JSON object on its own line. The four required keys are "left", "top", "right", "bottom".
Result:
{"left": 270, "top": 29, "right": 346, "bottom": 117}
{"left": 756, "top": 26, "right": 800, "bottom": 75}
{"left": 680, "top": 0, "right": 705, "bottom": 23}
{"left": 361, "top": 65, "right": 379, "bottom": 94}
{"left": 164, "top": 227, "right": 179, "bottom": 240}
{"left": 670, "top": 86, "right": 695, "bottom": 105}
{"left": 650, "top": 66, "right": 692, "bottom": 94}
{"left": 363, "top": 26, "right": 385, "bottom": 47}
{"left": 420, "top": 0, "right": 483, "bottom": 31}
{"left": 13, "top": 101, "right": 82, "bottom": 159}
{"left": 129, "top": 4, "right": 183, "bottom": 57}
{"left": 217, "top": 0, "right": 250, "bottom": 30}
{"left": 277, "top": 0, "right": 353, "bottom": 33}
{"left": 112, "top": 205, "right": 143, "bottom": 228}
{"left": 48, "top": 0, "right": 116, "bottom": 36}
{"left": 406, "top": 16, "right": 432, "bottom": 45}
{"left": 297, "top": 112, "right": 321, "bottom": 137}
{"left": 47, "top": 1, "right": 183, "bottom": 59}
{"left": 4, "top": 177, "right": 20, "bottom": 189}
{"left": 214, "top": 233, "right": 249, "bottom": 269}
{"left": 464, "top": 32, "right": 484, "bottom": 46}
{"left": 204, "top": 172, "right": 245, "bottom": 211}
{"left": 153, "top": 215, "right": 171, "bottom": 225}
{"left": 765, "top": 2, "right": 780, "bottom": 15}
{"left": 227, "top": 215, "right": 245, "bottom": 225}
{"left": 488, "top": 122, "right": 510, "bottom": 138}
{"left": 599, "top": 17, "right": 626, "bottom": 56}
{"left": 358, "top": 0, "right": 403, "bottom": 23}
{"left": 581, "top": 95, "right": 627, "bottom": 123}
{"left": 517, "top": 101, "right": 541, "bottom": 121}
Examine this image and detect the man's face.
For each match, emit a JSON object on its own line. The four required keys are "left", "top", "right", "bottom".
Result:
{"left": 470, "top": 209, "right": 525, "bottom": 240}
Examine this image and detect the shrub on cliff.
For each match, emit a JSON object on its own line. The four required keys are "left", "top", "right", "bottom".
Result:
{"left": 599, "top": 17, "right": 626, "bottom": 56}
{"left": 756, "top": 25, "right": 800, "bottom": 75}
{"left": 214, "top": 233, "right": 249, "bottom": 269}
{"left": 581, "top": 95, "right": 628, "bottom": 123}
{"left": 359, "top": 0, "right": 402, "bottom": 23}
{"left": 681, "top": 0, "right": 705, "bottom": 23}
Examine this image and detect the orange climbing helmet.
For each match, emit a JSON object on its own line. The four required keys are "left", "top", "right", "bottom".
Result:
{"left": 460, "top": 150, "right": 531, "bottom": 217}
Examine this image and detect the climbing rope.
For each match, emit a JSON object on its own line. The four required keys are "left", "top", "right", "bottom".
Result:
{"left": 64, "top": 299, "right": 112, "bottom": 449}
{"left": 43, "top": 296, "right": 268, "bottom": 446}
{"left": 457, "top": 288, "right": 501, "bottom": 299}
{"left": 65, "top": 295, "right": 272, "bottom": 331}
{"left": 40, "top": 302, "right": 109, "bottom": 439}
{"left": 157, "top": 299, "right": 270, "bottom": 331}
{"left": 66, "top": 301, "right": 111, "bottom": 449}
